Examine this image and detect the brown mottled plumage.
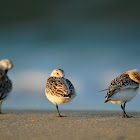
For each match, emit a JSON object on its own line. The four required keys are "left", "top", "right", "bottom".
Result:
{"left": 105, "top": 70, "right": 139, "bottom": 103}
{"left": 45, "top": 69, "right": 76, "bottom": 117}
{"left": 46, "top": 77, "right": 74, "bottom": 98}
{"left": 104, "top": 69, "right": 140, "bottom": 118}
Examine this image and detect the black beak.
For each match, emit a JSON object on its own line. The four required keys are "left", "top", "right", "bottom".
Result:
{"left": 5, "top": 69, "right": 8, "bottom": 74}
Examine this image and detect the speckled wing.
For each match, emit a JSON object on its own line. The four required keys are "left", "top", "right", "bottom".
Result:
{"left": 46, "top": 77, "right": 75, "bottom": 98}
{"left": 0, "top": 70, "right": 12, "bottom": 100}
{"left": 104, "top": 72, "right": 139, "bottom": 102}
{"left": 65, "top": 78, "right": 76, "bottom": 97}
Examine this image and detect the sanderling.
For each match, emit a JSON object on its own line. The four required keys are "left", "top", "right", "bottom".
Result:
{"left": 0, "top": 59, "right": 13, "bottom": 113}
{"left": 104, "top": 69, "right": 140, "bottom": 118}
{"left": 45, "top": 69, "right": 76, "bottom": 117}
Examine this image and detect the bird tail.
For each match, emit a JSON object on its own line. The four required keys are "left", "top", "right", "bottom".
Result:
{"left": 104, "top": 97, "right": 110, "bottom": 103}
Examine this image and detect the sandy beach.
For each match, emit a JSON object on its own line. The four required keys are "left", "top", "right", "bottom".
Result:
{"left": 0, "top": 110, "right": 140, "bottom": 140}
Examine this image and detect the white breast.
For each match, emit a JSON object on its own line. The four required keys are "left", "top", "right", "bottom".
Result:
{"left": 45, "top": 93, "right": 73, "bottom": 104}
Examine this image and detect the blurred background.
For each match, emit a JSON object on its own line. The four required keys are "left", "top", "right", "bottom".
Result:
{"left": 0, "top": 0, "right": 140, "bottom": 111}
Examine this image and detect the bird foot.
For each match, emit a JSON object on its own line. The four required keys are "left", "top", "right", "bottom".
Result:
{"left": 56, "top": 115, "right": 67, "bottom": 117}
{"left": 122, "top": 115, "right": 133, "bottom": 118}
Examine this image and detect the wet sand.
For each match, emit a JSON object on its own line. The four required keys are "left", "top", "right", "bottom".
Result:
{"left": 0, "top": 110, "right": 140, "bottom": 140}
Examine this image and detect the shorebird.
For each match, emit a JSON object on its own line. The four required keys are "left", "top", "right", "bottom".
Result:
{"left": 104, "top": 69, "right": 140, "bottom": 118}
{"left": 0, "top": 59, "right": 13, "bottom": 113}
{"left": 45, "top": 69, "right": 76, "bottom": 117}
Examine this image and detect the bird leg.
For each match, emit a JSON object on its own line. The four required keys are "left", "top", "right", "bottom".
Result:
{"left": 56, "top": 104, "right": 61, "bottom": 117}
{"left": 121, "top": 104, "right": 125, "bottom": 118}
{"left": 56, "top": 104, "right": 66, "bottom": 117}
{"left": 121, "top": 102, "right": 133, "bottom": 118}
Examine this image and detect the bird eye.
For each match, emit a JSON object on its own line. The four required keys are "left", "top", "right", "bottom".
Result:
{"left": 57, "top": 73, "right": 59, "bottom": 75}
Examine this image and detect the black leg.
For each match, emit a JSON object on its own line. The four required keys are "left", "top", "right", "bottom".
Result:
{"left": 121, "top": 102, "right": 133, "bottom": 118}
{"left": 56, "top": 104, "right": 61, "bottom": 117}
{"left": 55, "top": 104, "right": 66, "bottom": 117}
{"left": 123, "top": 103, "right": 127, "bottom": 116}
{"left": 121, "top": 104, "right": 125, "bottom": 118}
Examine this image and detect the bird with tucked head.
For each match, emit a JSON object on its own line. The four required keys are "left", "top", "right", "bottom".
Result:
{"left": 104, "top": 69, "right": 140, "bottom": 118}
{"left": 45, "top": 69, "right": 76, "bottom": 117}
{"left": 0, "top": 59, "right": 13, "bottom": 113}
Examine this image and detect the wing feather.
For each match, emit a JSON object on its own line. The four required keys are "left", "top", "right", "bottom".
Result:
{"left": 0, "top": 70, "right": 12, "bottom": 100}
{"left": 105, "top": 72, "right": 139, "bottom": 102}
{"left": 65, "top": 79, "right": 75, "bottom": 96}
{"left": 46, "top": 77, "right": 70, "bottom": 97}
